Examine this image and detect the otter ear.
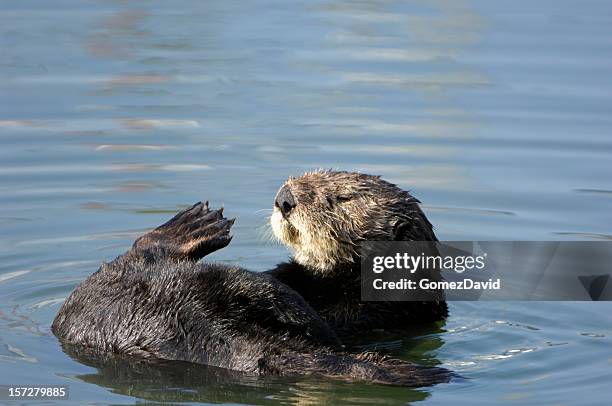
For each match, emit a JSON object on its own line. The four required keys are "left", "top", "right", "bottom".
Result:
{"left": 393, "top": 221, "right": 411, "bottom": 241}
{"left": 393, "top": 217, "right": 438, "bottom": 241}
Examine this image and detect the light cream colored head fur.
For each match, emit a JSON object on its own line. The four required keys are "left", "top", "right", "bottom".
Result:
{"left": 270, "top": 170, "right": 436, "bottom": 273}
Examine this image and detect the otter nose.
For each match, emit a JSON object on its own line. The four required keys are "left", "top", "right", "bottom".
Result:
{"left": 275, "top": 185, "right": 296, "bottom": 216}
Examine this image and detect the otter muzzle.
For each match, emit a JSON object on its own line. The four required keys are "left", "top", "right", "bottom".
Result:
{"left": 274, "top": 185, "right": 296, "bottom": 216}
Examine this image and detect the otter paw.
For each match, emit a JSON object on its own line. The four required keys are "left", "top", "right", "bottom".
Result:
{"left": 133, "top": 201, "right": 235, "bottom": 261}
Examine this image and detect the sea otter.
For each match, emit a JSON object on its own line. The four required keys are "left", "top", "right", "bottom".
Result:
{"left": 268, "top": 170, "right": 448, "bottom": 340}
{"left": 53, "top": 200, "right": 451, "bottom": 386}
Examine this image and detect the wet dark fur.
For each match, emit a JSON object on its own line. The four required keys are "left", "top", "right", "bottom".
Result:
{"left": 268, "top": 170, "right": 448, "bottom": 341}
{"left": 267, "top": 262, "right": 448, "bottom": 340}
{"left": 53, "top": 202, "right": 452, "bottom": 387}
{"left": 61, "top": 344, "right": 439, "bottom": 404}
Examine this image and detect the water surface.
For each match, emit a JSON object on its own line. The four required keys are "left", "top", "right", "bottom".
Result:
{"left": 1, "top": 0, "right": 612, "bottom": 404}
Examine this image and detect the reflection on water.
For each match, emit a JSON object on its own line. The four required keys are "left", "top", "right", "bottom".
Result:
{"left": 62, "top": 343, "right": 432, "bottom": 405}
{"left": 1, "top": 0, "right": 612, "bottom": 404}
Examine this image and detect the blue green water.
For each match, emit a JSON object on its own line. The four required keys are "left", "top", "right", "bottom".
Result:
{"left": 1, "top": 0, "right": 611, "bottom": 404}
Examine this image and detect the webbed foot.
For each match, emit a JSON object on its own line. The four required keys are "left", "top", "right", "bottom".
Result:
{"left": 133, "top": 202, "right": 234, "bottom": 261}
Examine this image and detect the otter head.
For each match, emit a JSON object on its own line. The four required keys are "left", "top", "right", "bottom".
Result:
{"left": 270, "top": 170, "right": 436, "bottom": 273}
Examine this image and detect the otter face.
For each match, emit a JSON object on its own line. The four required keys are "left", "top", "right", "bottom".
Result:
{"left": 270, "top": 170, "right": 435, "bottom": 273}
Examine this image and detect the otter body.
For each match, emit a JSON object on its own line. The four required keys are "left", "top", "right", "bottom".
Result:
{"left": 53, "top": 201, "right": 451, "bottom": 387}
{"left": 53, "top": 253, "right": 340, "bottom": 373}
{"left": 269, "top": 171, "right": 448, "bottom": 340}
{"left": 268, "top": 261, "right": 447, "bottom": 339}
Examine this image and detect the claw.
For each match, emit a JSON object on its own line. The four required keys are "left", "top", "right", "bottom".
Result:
{"left": 188, "top": 202, "right": 204, "bottom": 216}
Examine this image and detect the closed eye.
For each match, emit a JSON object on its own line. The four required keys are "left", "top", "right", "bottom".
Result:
{"left": 325, "top": 195, "right": 352, "bottom": 206}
